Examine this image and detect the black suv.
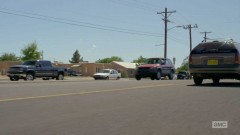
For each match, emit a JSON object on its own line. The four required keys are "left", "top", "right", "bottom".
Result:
{"left": 135, "top": 58, "right": 175, "bottom": 80}
{"left": 177, "top": 71, "right": 190, "bottom": 80}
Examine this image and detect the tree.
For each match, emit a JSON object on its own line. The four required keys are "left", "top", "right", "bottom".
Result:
{"left": 96, "top": 56, "right": 123, "bottom": 63}
{"left": 132, "top": 56, "right": 147, "bottom": 63}
{"left": 0, "top": 53, "right": 19, "bottom": 61}
{"left": 21, "top": 42, "right": 41, "bottom": 61}
{"left": 69, "top": 50, "right": 83, "bottom": 63}
{"left": 176, "top": 56, "right": 189, "bottom": 73}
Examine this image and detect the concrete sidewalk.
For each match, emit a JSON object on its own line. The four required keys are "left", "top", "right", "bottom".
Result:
{"left": 0, "top": 75, "right": 8, "bottom": 80}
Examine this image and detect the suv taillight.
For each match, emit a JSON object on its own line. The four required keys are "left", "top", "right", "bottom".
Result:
{"left": 189, "top": 54, "right": 192, "bottom": 64}
{"left": 235, "top": 52, "right": 239, "bottom": 64}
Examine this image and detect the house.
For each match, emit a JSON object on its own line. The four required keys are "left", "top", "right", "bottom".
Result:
{"left": 57, "top": 61, "right": 137, "bottom": 78}
{"left": 111, "top": 61, "right": 137, "bottom": 78}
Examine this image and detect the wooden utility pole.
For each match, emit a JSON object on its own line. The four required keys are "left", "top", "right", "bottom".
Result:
{"left": 157, "top": 8, "right": 176, "bottom": 58}
{"left": 200, "top": 31, "right": 212, "bottom": 42}
{"left": 183, "top": 24, "right": 198, "bottom": 53}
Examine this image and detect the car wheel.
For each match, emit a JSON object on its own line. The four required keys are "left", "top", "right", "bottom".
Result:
{"left": 10, "top": 77, "right": 15, "bottom": 81}
{"left": 116, "top": 77, "right": 120, "bottom": 80}
{"left": 212, "top": 78, "right": 220, "bottom": 84}
{"left": 25, "top": 73, "right": 34, "bottom": 81}
{"left": 14, "top": 77, "right": 19, "bottom": 81}
{"left": 150, "top": 76, "right": 155, "bottom": 80}
{"left": 156, "top": 71, "right": 161, "bottom": 80}
{"left": 135, "top": 76, "right": 141, "bottom": 80}
{"left": 10, "top": 77, "right": 19, "bottom": 81}
{"left": 168, "top": 71, "right": 174, "bottom": 80}
{"left": 56, "top": 74, "right": 64, "bottom": 80}
{"left": 193, "top": 76, "right": 203, "bottom": 85}
{"left": 105, "top": 76, "right": 109, "bottom": 80}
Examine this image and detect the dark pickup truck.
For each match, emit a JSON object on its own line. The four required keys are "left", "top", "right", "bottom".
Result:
{"left": 7, "top": 60, "right": 67, "bottom": 81}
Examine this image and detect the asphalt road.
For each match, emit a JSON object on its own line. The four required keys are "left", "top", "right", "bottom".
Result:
{"left": 0, "top": 79, "right": 240, "bottom": 135}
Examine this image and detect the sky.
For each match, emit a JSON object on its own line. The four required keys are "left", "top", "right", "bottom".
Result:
{"left": 0, "top": 0, "right": 239, "bottom": 67}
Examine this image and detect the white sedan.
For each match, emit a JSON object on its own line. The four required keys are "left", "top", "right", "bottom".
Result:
{"left": 93, "top": 69, "right": 121, "bottom": 80}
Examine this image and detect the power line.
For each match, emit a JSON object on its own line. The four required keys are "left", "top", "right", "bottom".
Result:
{"left": 0, "top": 9, "right": 163, "bottom": 37}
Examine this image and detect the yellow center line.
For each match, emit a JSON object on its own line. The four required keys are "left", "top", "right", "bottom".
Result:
{"left": 0, "top": 83, "right": 178, "bottom": 103}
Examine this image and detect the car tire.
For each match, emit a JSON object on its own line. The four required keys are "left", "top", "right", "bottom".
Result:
{"left": 193, "top": 76, "right": 203, "bottom": 85}
{"left": 168, "top": 71, "right": 174, "bottom": 80}
{"left": 135, "top": 76, "right": 141, "bottom": 80}
{"left": 156, "top": 70, "right": 161, "bottom": 80}
{"left": 150, "top": 76, "right": 155, "bottom": 80}
{"left": 10, "top": 77, "right": 14, "bottom": 81}
{"left": 212, "top": 78, "right": 220, "bottom": 84}
{"left": 25, "top": 73, "right": 34, "bottom": 81}
{"left": 10, "top": 77, "right": 19, "bottom": 81}
{"left": 116, "top": 77, "right": 120, "bottom": 80}
{"left": 105, "top": 76, "right": 109, "bottom": 80}
{"left": 56, "top": 73, "right": 64, "bottom": 80}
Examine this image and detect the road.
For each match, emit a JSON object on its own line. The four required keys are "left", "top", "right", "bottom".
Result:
{"left": 0, "top": 79, "right": 240, "bottom": 135}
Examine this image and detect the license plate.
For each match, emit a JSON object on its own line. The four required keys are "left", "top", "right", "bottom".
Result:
{"left": 208, "top": 60, "right": 218, "bottom": 65}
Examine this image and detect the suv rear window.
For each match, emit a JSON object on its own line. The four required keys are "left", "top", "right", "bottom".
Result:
{"left": 191, "top": 42, "right": 237, "bottom": 54}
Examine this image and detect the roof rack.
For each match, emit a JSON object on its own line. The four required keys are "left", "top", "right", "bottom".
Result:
{"left": 202, "top": 38, "right": 236, "bottom": 43}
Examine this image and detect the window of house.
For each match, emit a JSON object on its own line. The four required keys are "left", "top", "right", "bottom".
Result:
{"left": 96, "top": 68, "right": 102, "bottom": 73}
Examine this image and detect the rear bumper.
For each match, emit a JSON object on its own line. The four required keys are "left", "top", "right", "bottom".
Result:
{"left": 189, "top": 67, "right": 240, "bottom": 79}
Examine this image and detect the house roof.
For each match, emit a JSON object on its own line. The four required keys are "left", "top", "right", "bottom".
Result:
{"left": 112, "top": 61, "right": 137, "bottom": 69}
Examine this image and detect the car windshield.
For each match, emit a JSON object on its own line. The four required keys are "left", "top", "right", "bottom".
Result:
{"left": 103, "top": 70, "right": 110, "bottom": 73}
{"left": 146, "top": 59, "right": 160, "bottom": 64}
{"left": 22, "top": 61, "right": 37, "bottom": 65}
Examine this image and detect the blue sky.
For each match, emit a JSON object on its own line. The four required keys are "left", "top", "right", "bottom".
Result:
{"left": 0, "top": 0, "right": 239, "bottom": 67}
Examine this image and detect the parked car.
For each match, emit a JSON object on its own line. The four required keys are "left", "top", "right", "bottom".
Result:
{"left": 189, "top": 39, "right": 240, "bottom": 85}
{"left": 93, "top": 69, "right": 121, "bottom": 80}
{"left": 135, "top": 57, "right": 175, "bottom": 80}
{"left": 177, "top": 71, "right": 190, "bottom": 80}
{"left": 7, "top": 60, "right": 67, "bottom": 81}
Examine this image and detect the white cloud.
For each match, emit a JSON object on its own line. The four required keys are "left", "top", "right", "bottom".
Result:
{"left": 92, "top": 44, "right": 97, "bottom": 49}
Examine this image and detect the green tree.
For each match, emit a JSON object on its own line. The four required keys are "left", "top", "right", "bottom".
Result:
{"left": 176, "top": 56, "right": 189, "bottom": 73}
{"left": 132, "top": 56, "right": 147, "bottom": 63}
{"left": 0, "top": 53, "right": 19, "bottom": 61}
{"left": 96, "top": 56, "right": 123, "bottom": 63}
{"left": 69, "top": 50, "right": 83, "bottom": 63}
{"left": 21, "top": 42, "right": 41, "bottom": 61}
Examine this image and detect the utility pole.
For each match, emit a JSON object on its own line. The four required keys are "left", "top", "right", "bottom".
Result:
{"left": 200, "top": 31, "right": 211, "bottom": 42}
{"left": 41, "top": 50, "right": 44, "bottom": 60}
{"left": 157, "top": 8, "right": 176, "bottom": 58}
{"left": 183, "top": 24, "right": 198, "bottom": 53}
